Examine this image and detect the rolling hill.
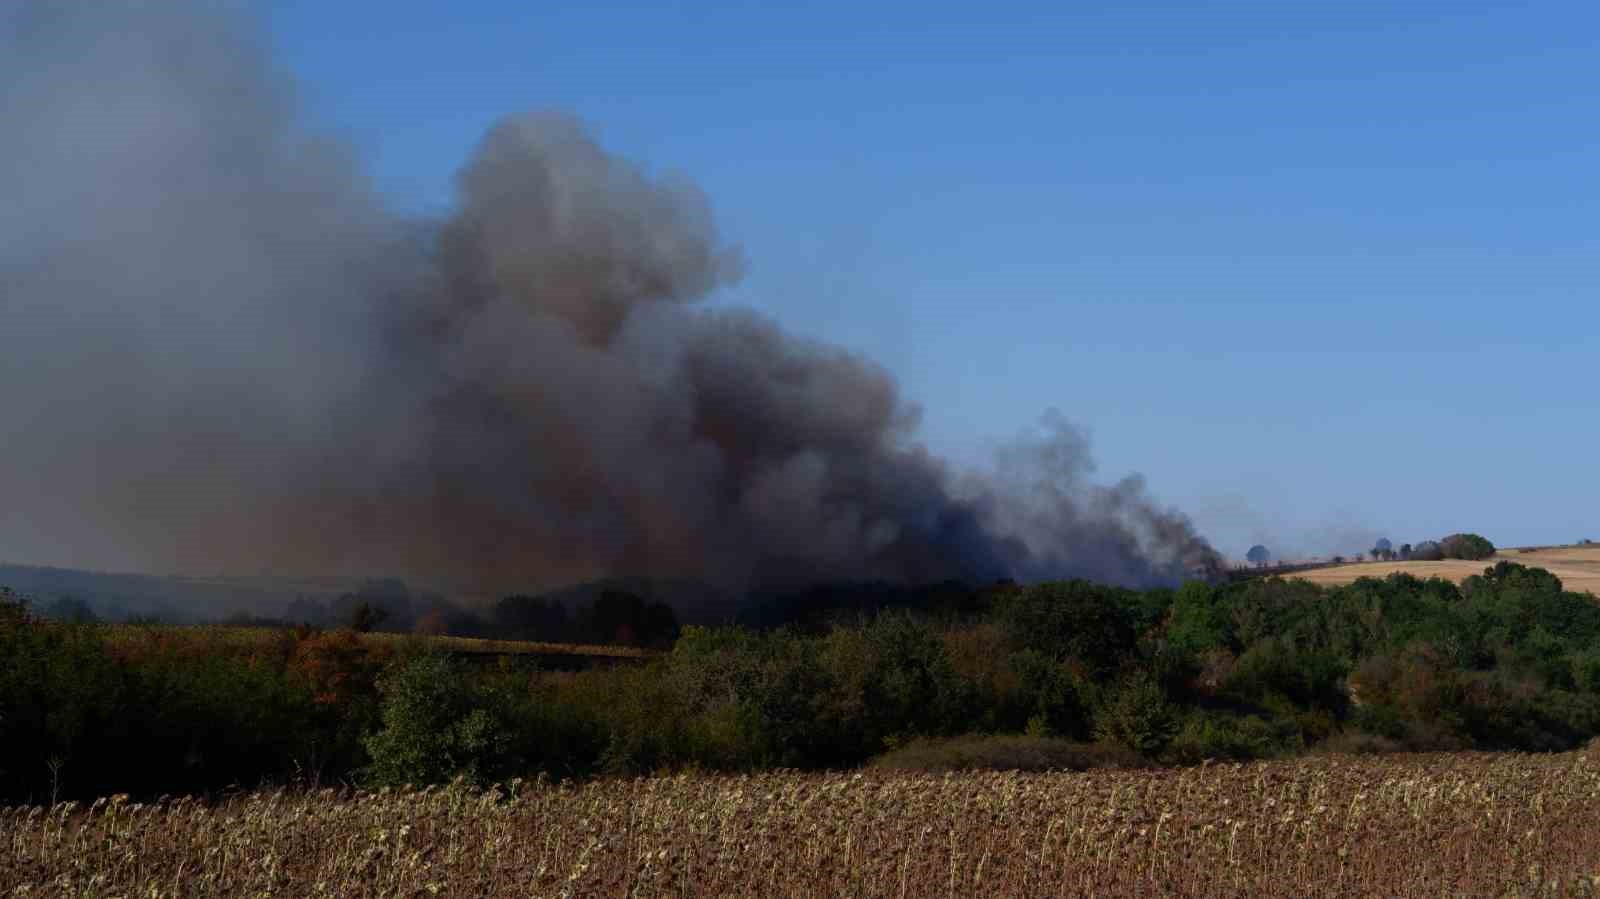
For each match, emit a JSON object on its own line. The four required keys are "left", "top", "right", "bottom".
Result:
{"left": 1289, "top": 543, "right": 1600, "bottom": 594}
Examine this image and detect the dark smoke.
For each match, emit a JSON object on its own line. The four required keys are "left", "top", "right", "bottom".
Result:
{"left": 0, "top": 3, "right": 1216, "bottom": 598}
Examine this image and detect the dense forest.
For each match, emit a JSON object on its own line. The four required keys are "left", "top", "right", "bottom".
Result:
{"left": 4, "top": 560, "right": 1600, "bottom": 802}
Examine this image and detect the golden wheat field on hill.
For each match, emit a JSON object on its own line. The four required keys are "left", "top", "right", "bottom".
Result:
{"left": 1290, "top": 543, "right": 1600, "bottom": 595}
{"left": 7, "top": 750, "right": 1600, "bottom": 898}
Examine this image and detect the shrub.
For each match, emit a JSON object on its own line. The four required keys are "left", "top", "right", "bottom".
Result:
{"left": 0, "top": 597, "right": 124, "bottom": 801}
{"left": 1169, "top": 712, "right": 1290, "bottom": 762}
{"left": 1094, "top": 672, "right": 1179, "bottom": 756}
{"left": 285, "top": 630, "right": 392, "bottom": 778}
{"left": 122, "top": 644, "right": 324, "bottom": 794}
{"left": 288, "top": 630, "right": 392, "bottom": 707}
{"left": 364, "top": 654, "right": 509, "bottom": 787}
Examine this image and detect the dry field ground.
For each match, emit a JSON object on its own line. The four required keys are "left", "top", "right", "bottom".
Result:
{"left": 7, "top": 751, "right": 1600, "bottom": 898}
{"left": 1292, "top": 544, "right": 1600, "bottom": 595}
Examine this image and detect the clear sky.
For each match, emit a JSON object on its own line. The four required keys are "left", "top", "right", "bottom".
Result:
{"left": 266, "top": 0, "right": 1598, "bottom": 559}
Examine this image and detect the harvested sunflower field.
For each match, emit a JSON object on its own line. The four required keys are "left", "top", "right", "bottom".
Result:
{"left": 6, "top": 750, "right": 1600, "bottom": 897}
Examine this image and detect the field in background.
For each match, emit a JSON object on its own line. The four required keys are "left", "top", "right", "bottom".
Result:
{"left": 1288, "top": 543, "right": 1600, "bottom": 594}
{"left": 94, "top": 623, "right": 650, "bottom": 664}
{"left": 7, "top": 750, "right": 1600, "bottom": 898}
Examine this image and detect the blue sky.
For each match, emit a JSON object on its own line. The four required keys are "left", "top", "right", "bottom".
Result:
{"left": 267, "top": 1, "right": 1598, "bottom": 558}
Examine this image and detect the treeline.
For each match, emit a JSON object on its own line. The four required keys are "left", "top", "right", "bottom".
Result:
{"left": 246, "top": 581, "right": 679, "bottom": 649}
{"left": 5, "top": 560, "right": 1600, "bottom": 801}
{"left": 1242, "top": 532, "right": 1498, "bottom": 568}
{"left": 23, "top": 576, "right": 686, "bottom": 650}
{"left": 1392, "top": 532, "right": 1497, "bottom": 562}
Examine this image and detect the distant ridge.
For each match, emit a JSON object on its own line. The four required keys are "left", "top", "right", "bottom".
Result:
{"left": 0, "top": 562, "right": 361, "bottom": 623}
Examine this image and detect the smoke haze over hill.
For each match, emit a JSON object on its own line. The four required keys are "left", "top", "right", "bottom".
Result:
{"left": 0, "top": 2, "right": 1216, "bottom": 597}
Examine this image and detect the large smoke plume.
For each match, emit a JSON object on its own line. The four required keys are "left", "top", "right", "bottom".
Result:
{"left": 0, "top": 3, "right": 1216, "bottom": 597}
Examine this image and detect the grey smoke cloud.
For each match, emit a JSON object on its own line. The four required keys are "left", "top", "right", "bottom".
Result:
{"left": 0, "top": 2, "right": 1216, "bottom": 595}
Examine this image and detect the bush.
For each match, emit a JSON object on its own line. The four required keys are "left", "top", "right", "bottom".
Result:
{"left": 285, "top": 630, "right": 393, "bottom": 778}
{"left": 1169, "top": 712, "right": 1292, "bottom": 762}
{"left": 364, "top": 654, "right": 510, "bottom": 787}
{"left": 0, "top": 595, "right": 124, "bottom": 801}
{"left": 1, "top": 603, "right": 345, "bottom": 800}
{"left": 1094, "top": 672, "right": 1179, "bottom": 756}
{"left": 122, "top": 645, "right": 324, "bottom": 794}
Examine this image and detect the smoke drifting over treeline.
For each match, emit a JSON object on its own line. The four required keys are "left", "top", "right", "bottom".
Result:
{"left": 0, "top": 3, "right": 1216, "bottom": 597}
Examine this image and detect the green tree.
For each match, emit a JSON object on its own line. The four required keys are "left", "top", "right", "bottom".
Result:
{"left": 1410, "top": 541, "right": 1443, "bottom": 561}
{"left": 364, "top": 655, "right": 506, "bottom": 787}
{"left": 996, "top": 580, "right": 1138, "bottom": 674}
{"left": 1095, "top": 672, "right": 1179, "bottom": 755}
{"left": 1440, "top": 533, "right": 1495, "bottom": 561}
{"left": 1166, "top": 581, "right": 1233, "bottom": 654}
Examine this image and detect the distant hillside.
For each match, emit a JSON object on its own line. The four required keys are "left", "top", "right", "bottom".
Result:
{"left": 0, "top": 563, "right": 738, "bottom": 631}
{"left": 0, "top": 563, "right": 361, "bottom": 622}
{"left": 1288, "top": 544, "right": 1600, "bottom": 595}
